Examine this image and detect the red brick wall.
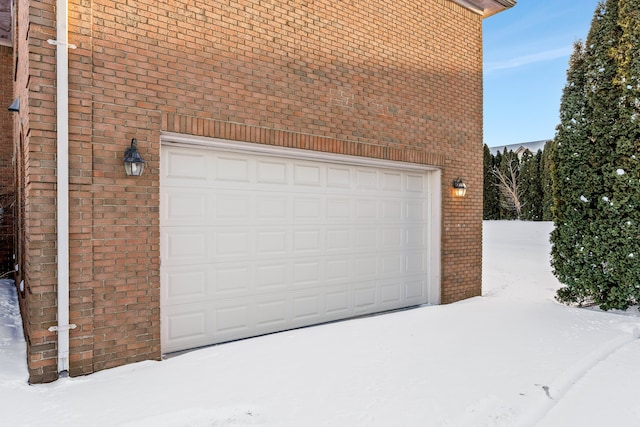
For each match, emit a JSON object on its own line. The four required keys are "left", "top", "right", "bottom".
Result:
{"left": 20, "top": 0, "right": 487, "bottom": 383}
{"left": 0, "top": 45, "right": 14, "bottom": 274}
{"left": 14, "top": 0, "right": 65, "bottom": 383}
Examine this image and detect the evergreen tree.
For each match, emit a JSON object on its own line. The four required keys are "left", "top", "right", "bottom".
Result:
{"left": 483, "top": 144, "right": 500, "bottom": 219}
{"left": 519, "top": 150, "right": 534, "bottom": 220}
{"left": 551, "top": 37, "right": 594, "bottom": 307}
{"left": 521, "top": 149, "right": 543, "bottom": 221}
{"left": 541, "top": 140, "right": 555, "bottom": 220}
{"left": 493, "top": 151, "right": 504, "bottom": 219}
{"left": 607, "top": 0, "right": 640, "bottom": 306}
{"left": 532, "top": 149, "right": 544, "bottom": 220}
{"left": 551, "top": 0, "right": 640, "bottom": 310}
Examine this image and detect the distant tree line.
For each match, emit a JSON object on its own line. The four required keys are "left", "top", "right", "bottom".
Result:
{"left": 482, "top": 142, "right": 554, "bottom": 221}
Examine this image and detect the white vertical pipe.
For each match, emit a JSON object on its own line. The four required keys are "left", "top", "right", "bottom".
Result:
{"left": 429, "top": 170, "right": 442, "bottom": 305}
{"left": 56, "top": 0, "right": 71, "bottom": 374}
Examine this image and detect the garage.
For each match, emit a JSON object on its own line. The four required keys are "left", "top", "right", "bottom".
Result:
{"left": 160, "top": 134, "right": 441, "bottom": 353}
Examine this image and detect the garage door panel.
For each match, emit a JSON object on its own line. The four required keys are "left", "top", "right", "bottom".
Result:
{"left": 255, "top": 263, "right": 288, "bottom": 289}
{"left": 355, "top": 199, "right": 377, "bottom": 219}
{"left": 382, "top": 228, "right": 403, "bottom": 247}
{"left": 294, "top": 198, "right": 322, "bottom": 219}
{"left": 216, "top": 193, "right": 251, "bottom": 219}
{"left": 293, "top": 163, "right": 322, "bottom": 186}
{"left": 257, "top": 230, "right": 288, "bottom": 254}
{"left": 326, "top": 258, "right": 350, "bottom": 281}
{"left": 326, "top": 290, "right": 350, "bottom": 315}
{"left": 406, "top": 279, "right": 427, "bottom": 300}
{"left": 162, "top": 188, "right": 214, "bottom": 227}
{"left": 293, "top": 230, "right": 321, "bottom": 252}
{"left": 165, "top": 191, "right": 207, "bottom": 222}
{"left": 326, "top": 198, "right": 350, "bottom": 219}
{"left": 327, "top": 166, "right": 351, "bottom": 188}
{"left": 216, "top": 304, "right": 251, "bottom": 333}
{"left": 381, "top": 281, "right": 402, "bottom": 304}
{"left": 162, "top": 278, "right": 433, "bottom": 352}
{"left": 165, "top": 150, "right": 209, "bottom": 182}
{"left": 256, "top": 299, "right": 288, "bottom": 327}
{"left": 215, "top": 231, "right": 251, "bottom": 257}
{"left": 166, "top": 311, "right": 207, "bottom": 342}
{"left": 293, "top": 261, "right": 322, "bottom": 285}
{"left": 354, "top": 256, "right": 378, "bottom": 277}
{"left": 163, "top": 302, "right": 214, "bottom": 350}
{"left": 354, "top": 285, "right": 377, "bottom": 311}
{"left": 163, "top": 265, "right": 242, "bottom": 304}
{"left": 355, "top": 228, "right": 377, "bottom": 248}
{"left": 326, "top": 228, "right": 350, "bottom": 251}
{"left": 256, "top": 196, "right": 288, "bottom": 219}
{"left": 216, "top": 156, "right": 250, "bottom": 182}
{"left": 161, "top": 143, "right": 435, "bottom": 353}
{"left": 381, "top": 254, "right": 402, "bottom": 274}
{"left": 214, "top": 263, "right": 252, "bottom": 294}
{"left": 163, "top": 269, "right": 207, "bottom": 301}
{"left": 292, "top": 294, "right": 321, "bottom": 321}
{"left": 257, "top": 159, "right": 288, "bottom": 184}
{"left": 406, "top": 200, "right": 427, "bottom": 221}
{"left": 355, "top": 169, "right": 377, "bottom": 190}
{"left": 405, "top": 252, "right": 427, "bottom": 274}
{"left": 406, "top": 174, "right": 426, "bottom": 192}
{"left": 381, "top": 199, "right": 403, "bottom": 219}
{"left": 164, "top": 230, "right": 210, "bottom": 264}
{"left": 382, "top": 171, "right": 402, "bottom": 191}
{"left": 406, "top": 227, "right": 427, "bottom": 247}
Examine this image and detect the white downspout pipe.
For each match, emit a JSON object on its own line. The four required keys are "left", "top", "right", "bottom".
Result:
{"left": 47, "top": 0, "right": 76, "bottom": 374}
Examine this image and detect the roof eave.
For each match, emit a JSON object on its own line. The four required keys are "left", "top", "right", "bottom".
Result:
{"left": 451, "top": 0, "right": 516, "bottom": 18}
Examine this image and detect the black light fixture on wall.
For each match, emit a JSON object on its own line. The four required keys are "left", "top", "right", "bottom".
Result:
{"left": 452, "top": 178, "right": 467, "bottom": 197}
{"left": 123, "top": 138, "right": 146, "bottom": 176}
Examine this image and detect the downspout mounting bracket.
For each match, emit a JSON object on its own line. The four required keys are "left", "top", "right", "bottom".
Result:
{"left": 47, "top": 39, "right": 77, "bottom": 49}
{"left": 48, "top": 324, "right": 77, "bottom": 333}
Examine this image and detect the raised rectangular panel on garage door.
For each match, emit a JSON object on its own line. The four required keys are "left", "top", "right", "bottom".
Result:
{"left": 160, "top": 135, "right": 441, "bottom": 354}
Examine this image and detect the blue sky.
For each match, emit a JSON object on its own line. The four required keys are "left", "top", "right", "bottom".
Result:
{"left": 483, "top": 0, "right": 602, "bottom": 147}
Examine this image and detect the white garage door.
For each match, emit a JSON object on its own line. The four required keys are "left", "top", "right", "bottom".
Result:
{"left": 160, "top": 135, "right": 441, "bottom": 353}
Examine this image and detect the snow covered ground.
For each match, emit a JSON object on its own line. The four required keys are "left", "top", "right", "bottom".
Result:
{"left": 1, "top": 221, "right": 639, "bottom": 426}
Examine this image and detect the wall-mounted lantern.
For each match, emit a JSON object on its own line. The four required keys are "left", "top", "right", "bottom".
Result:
{"left": 452, "top": 178, "right": 467, "bottom": 197}
{"left": 123, "top": 138, "right": 145, "bottom": 176}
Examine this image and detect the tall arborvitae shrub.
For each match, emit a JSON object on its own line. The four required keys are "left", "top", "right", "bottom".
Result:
{"left": 551, "top": 39, "right": 595, "bottom": 307}
{"left": 608, "top": 0, "right": 640, "bottom": 306}
{"left": 551, "top": 0, "right": 640, "bottom": 310}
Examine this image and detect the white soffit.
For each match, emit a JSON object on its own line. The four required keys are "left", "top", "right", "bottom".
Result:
{"left": 450, "top": 0, "right": 516, "bottom": 18}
